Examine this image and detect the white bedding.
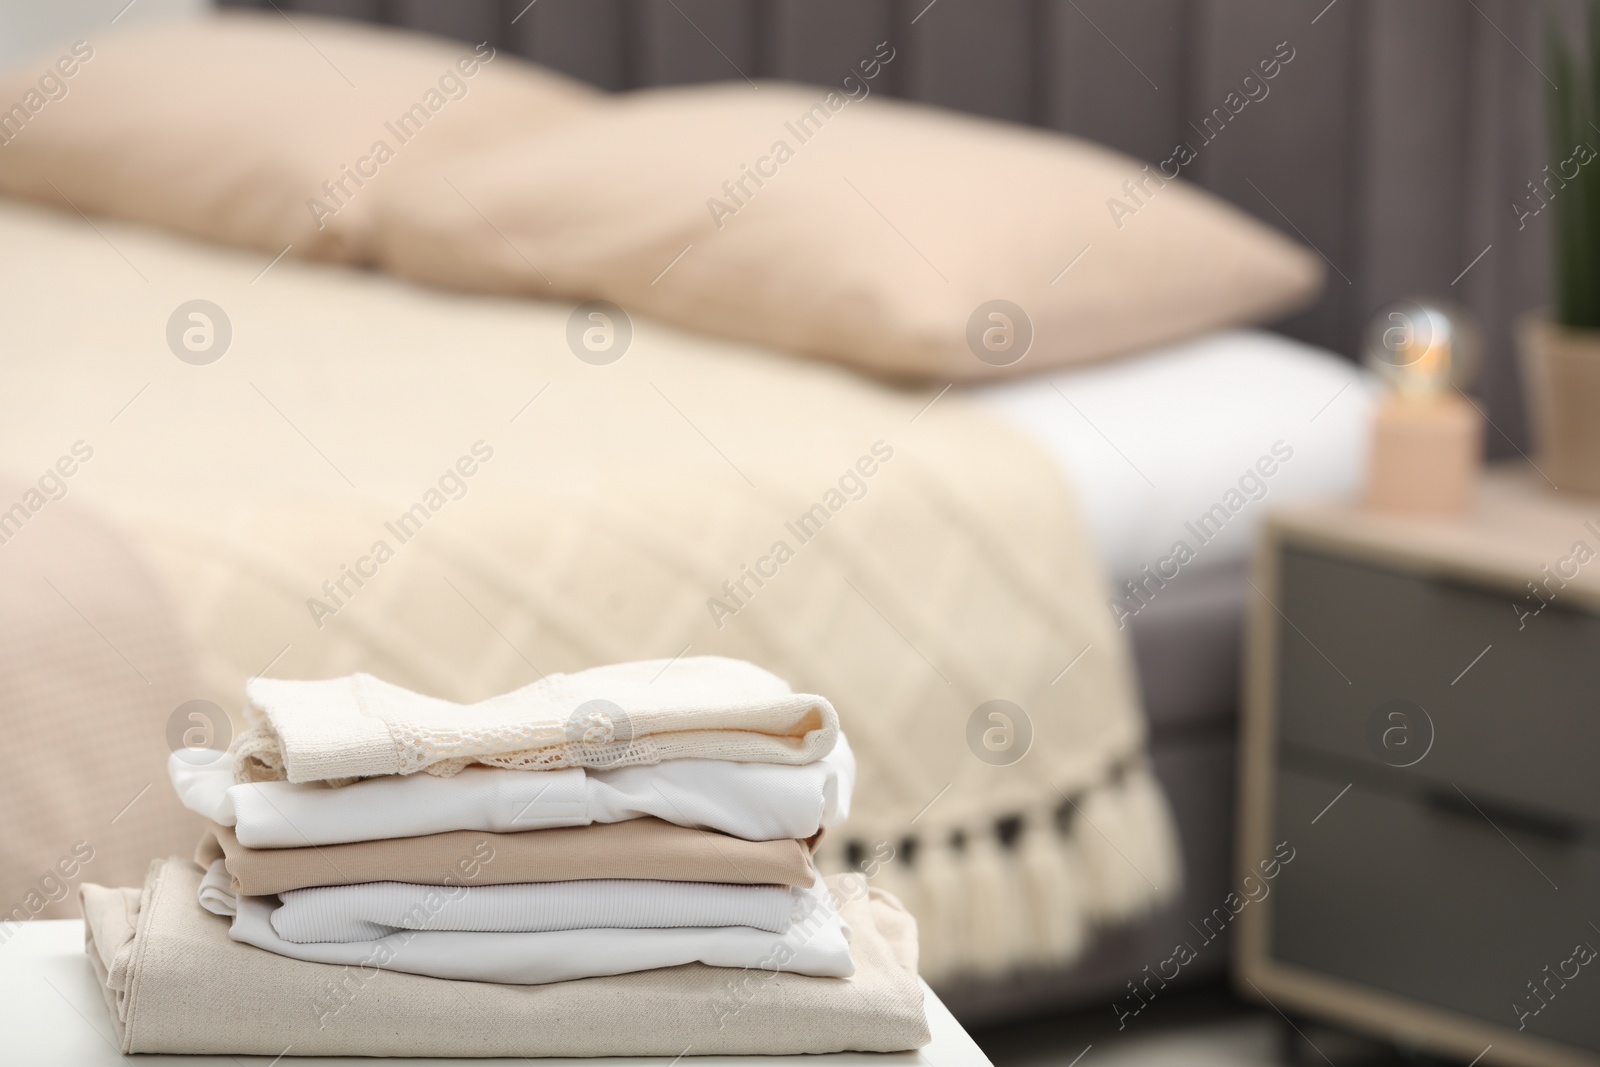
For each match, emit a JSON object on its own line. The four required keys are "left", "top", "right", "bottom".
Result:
{"left": 969, "top": 330, "right": 1377, "bottom": 584}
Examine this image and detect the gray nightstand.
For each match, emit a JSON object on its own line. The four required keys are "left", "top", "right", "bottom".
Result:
{"left": 1235, "top": 468, "right": 1600, "bottom": 1067}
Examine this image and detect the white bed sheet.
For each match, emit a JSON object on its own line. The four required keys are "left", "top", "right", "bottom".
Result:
{"left": 968, "top": 330, "right": 1378, "bottom": 584}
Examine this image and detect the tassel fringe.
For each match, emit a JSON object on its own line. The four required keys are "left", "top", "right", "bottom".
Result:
{"left": 1017, "top": 809, "right": 1088, "bottom": 968}
{"left": 817, "top": 760, "right": 1181, "bottom": 984}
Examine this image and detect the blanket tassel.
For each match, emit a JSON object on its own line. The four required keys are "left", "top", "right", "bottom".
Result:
{"left": 822, "top": 760, "right": 1180, "bottom": 983}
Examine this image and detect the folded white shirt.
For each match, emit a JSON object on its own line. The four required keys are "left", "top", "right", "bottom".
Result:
{"left": 197, "top": 861, "right": 854, "bottom": 984}
{"left": 269, "top": 877, "right": 799, "bottom": 943}
{"left": 169, "top": 734, "right": 854, "bottom": 847}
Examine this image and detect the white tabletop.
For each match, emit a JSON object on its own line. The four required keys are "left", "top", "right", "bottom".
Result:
{"left": 0, "top": 920, "right": 992, "bottom": 1065}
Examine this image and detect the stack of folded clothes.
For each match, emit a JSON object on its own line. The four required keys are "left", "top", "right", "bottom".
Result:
{"left": 80, "top": 657, "right": 929, "bottom": 1057}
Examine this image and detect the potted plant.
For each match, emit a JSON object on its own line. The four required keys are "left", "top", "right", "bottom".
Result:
{"left": 1522, "top": 9, "right": 1600, "bottom": 493}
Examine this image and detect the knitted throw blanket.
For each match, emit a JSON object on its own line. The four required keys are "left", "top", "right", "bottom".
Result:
{"left": 0, "top": 201, "right": 1179, "bottom": 984}
{"left": 233, "top": 658, "right": 838, "bottom": 783}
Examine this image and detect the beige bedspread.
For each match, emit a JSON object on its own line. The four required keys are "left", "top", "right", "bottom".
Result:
{"left": 0, "top": 199, "right": 1177, "bottom": 980}
{"left": 0, "top": 481, "right": 203, "bottom": 927}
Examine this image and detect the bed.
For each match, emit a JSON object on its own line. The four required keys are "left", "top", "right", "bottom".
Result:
{"left": 0, "top": 11, "right": 1374, "bottom": 1027}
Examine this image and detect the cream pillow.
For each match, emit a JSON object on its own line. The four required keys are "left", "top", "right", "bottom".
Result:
{"left": 375, "top": 82, "right": 1322, "bottom": 380}
{"left": 0, "top": 13, "right": 598, "bottom": 263}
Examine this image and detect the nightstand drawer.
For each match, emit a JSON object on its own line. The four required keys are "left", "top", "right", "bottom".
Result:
{"left": 1271, "top": 768, "right": 1600, "bottom": 1052}
{"left": 1275, "top": 547, "right": 1600, "bottom": 827}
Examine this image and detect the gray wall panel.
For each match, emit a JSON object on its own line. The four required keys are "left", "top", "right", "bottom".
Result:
{"left": 1039, "top": 0, "right": 1186, "bottom": 167}
{"left": 1353, "top": 0, "right": 1470, "bottom": 337}
{"left": 514, "top": 0, "right": 629, "bottom": 90}
{"left": 283, "top": 0, "right": 383, "bottom": 21}
{"left": 1187, "top": 0, "right": 1362, "bottom": 356}
{"left": 634, "top": 0, "right": 759, "bottom": 88}
{"left": 899, "top": 0, "right": 1035, "bottom": 123}
{"left": 765, "top": 0, "right": 894, "bottom": 93}
{"left": 389, "top": 0, "right": 502, "bottom": 47}
{"left": 1459, "top": 0, "right": 1553, "bottom": 456}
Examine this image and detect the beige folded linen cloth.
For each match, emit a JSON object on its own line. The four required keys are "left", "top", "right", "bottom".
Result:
{"left": 81, "top": 859, "right": 928, "bottom": 1057}
{"left": 197, "top": 819, "right": 819, "bottom": 895}
{"left": 234, "top": 657, "right": 838, "bottom": 784}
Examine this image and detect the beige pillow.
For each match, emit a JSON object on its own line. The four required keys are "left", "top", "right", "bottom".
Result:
{"left": 375, "top": 82, "right": 1322, "bottom": 380}
{"left": 0, "top": 13, "right": 598, "bottom": 263}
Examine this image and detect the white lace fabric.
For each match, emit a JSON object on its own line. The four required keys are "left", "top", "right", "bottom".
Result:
{"left": 234, "top": 656, "right": 839, "bottom": 785}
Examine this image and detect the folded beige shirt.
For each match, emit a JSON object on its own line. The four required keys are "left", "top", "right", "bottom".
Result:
{"left": 235, "top": 659, "right": 840, "bottom": 783}
{"left": 196, "top": 819, "right": 819, "bottom": 895}
{"left": 82, "top": 859, "right": 928, "bottom": 1057}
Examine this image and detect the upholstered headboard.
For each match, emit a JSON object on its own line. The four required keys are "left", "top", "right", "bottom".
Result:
{"left": 219, "top": 0, "right": 1563, "bottom": 455}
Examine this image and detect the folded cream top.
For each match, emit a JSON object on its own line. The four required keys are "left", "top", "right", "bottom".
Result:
{"left": 198, "top": 820, "right": 819, "bottom": 894}
{"left": 233, "top": 656, "right": 839, "bottom": 784}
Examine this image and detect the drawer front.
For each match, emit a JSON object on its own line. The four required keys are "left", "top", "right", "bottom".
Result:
{"left": 1271, "top": 768, "right": 1600, "bottom": 1051}
{"left": 1275, "top": 546, "right": 1600, "bottom": 828}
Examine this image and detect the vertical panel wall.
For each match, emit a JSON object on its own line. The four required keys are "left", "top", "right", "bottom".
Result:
{"left": 513, "top": 0, "right": 629, "bottom": 90}
{"left": 1185, "top": 0, "right": 1364, "bottom": 356}
{"left": 1458, "top": 0, "right": 1560, "bottom": 453}
{"left": 631, "top": 0, "right": 760, "bottom": 88}
{"left": 388, "top": 0, "right": 502, "bottom": 48}
{"left": 766, "top": 0, "right": 894, "bottom": 93}
{"left": 1353, "top": 0, "right": 1472, "bottom": 330}
{"left": 1039, "top": 0, "right": 1188, "bottom": 168}
{"left": 897, "top": 0, "right": 1036, "bottom": 123}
